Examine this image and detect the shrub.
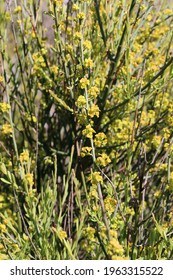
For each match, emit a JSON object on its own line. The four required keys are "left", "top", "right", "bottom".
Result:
{"left": 0, "top": 0, "right": 173, "bottom": 260}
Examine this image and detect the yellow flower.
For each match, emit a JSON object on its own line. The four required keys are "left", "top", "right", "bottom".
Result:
{"left": 83, "top": 40, "right": 92, "bottom": 50}
{"left": 1, "top": 124, "right": 12, "bottom": 135}
{"left": 96, "top": 153, "right": 111, "bottom": 167}
{"left": 163, "top": 9, "right": 172, "bottom": 15}
{"left": 0, "top": 224, "right": 7, "bottom": 232}
{"left": 82, "top": 124, "right": 95, "bottom": 138}
{"left": 147, "top": 15, "right": 152, "bottom": 22}
{"left": 88, "top": 104, "right": 100, "bottom": 118}
{"left": 84, "top": 58, "right": 94, "bottom": 68}
{"left": 89, "top": 186, "right": 98, "bottom": 198}
{"left": 52, "top": 227, "right": 67, "bottom": 241}
{"left": 72, "top": 4, "right": 79, "bottom": 11}
{"left": 0, "top": 103, "right": 10, "bottom": 113}
{"left": 14, "top": 6, "right": 22, "bottom": 14}
{"left": 84, "top": 226, "right": 95, "bottom": 240}
{"left": 25, "top": 113, "right": 37, "bottom": 123}
{"left": 112, "top": 256, "right": 129, "bottom": 260}
{"left": 109, "top": 230, "right": 118, "bottom": 239}
{"left": 66, "top": 43, "right": 73, "bottom": 53}
{"left": 4, "top": 12, "right": 10, "bottom": 21}
{"left": 19, "top": 150, "right": 29, "bottom": 163}
{"left": 154, "top": 190, "right": 161, "bottom": 198}
{"left": 104, "top": 197, "right": 116, "bottom": 213}
{"left": 78, "top": 113, "right": 87, "bottom": 124}
{"left": 0, "top": 76, "right": 4, "bottom": 83}
{"left": 41, "top": 48, "right": 47, "bottom": 55}
{"left": 54, "top": 0, "right": 63, "bottom": 6}
{"left": 0, "top": 195, "right": 5, "bottom": 203}
{"left": 77, "top": 12, "right": 85, "bottom": 20}
{"left": 32, "top": 116, "right": 37, "bottom": 123}
{"left": 58, "top": 230, "right": 67, "bottom": 241}
{"left": 76, "top": 95, "right": 86, "bottom": 107}
{"left": 80, "top": 146, "right": 92, "bottom": 157}
{"left": 94, "top": 132, "right": 107, "bottom": 147}
{"left": 95, "top": 77, "right": 102, "bottom": 87}
{"left": 74, "top": 32, "right": 82, "bottom": 41}
{"left": 67, "top": 27, "right": 72, "bottom": 35}
{"left": 32, "top": 52, "right": 46, "bottom": 69}
{"left": 88, "top": 171, "right": 103, "bottom": 185}
{"left": 31, "top": 31, "right": 36, "bottom": 38}
{"left": 151, "top": 135, "right": 161, "bottom": 149}
{"left": 100, "top": 226, "right": 109, "bottom": 239}
{"left": 88, "top": 86, "right": 99, "bottom": 98}
{"left": 23, "top": 233, "right": 29, "bottom": 241}
{"left": 108, "top": 238, "right": 124, "bottom": 255}
{"left": 25, "top": 173, "right": 34, "bottom": 187}
{"left": 65, "top": 54, "right": 71, "bottom": 62}
{"left": 17, "top": 19, "right": 22, "bottom": 25}
{"left": 79, "top": 77, "right": 90, "bottom": 89}
{"left": 0, "top": 253, "right": 9, "bottom": 260}
{"left": 12, "top": 244, "right": 20, "bottom": 252}
{"left": 50, "top": 65, "right": 59, "bottom": 75}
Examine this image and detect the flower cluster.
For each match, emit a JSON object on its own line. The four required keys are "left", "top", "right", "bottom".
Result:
{"left": 0, "top": 103, "right": 10, "bottom": 113}
{"left": 1, "top": 124, "right": 12, "bottom": 135}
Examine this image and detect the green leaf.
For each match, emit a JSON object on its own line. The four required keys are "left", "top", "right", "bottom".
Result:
{"left": 49, "top": 90, "right": 73, "bottom": 113}
{"left": 0, "top": 177, "right": 11, "bottom": 184}
{"left": 0, "top": 163, "right": 7, "bottom": 175}
{"left": 152, "top": 213, "right": 167, "bottom": 241}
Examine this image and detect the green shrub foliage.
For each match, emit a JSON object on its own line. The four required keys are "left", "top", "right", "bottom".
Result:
{"left": 0, "top": 0, "right": 173, "bottom": 259}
